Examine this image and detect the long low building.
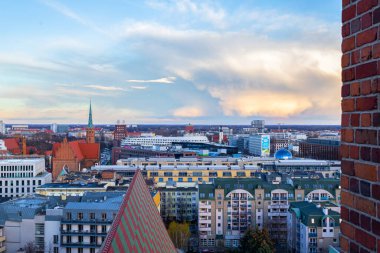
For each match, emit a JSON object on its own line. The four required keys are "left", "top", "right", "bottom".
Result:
{"left": 36, "top": 182, "right": 108, "bottom": 197}
{"left": 121, "top": 135, "right": 209, "bottom": 147}
{"left": 91, "top": 157, "right": 340, "bottom": 184}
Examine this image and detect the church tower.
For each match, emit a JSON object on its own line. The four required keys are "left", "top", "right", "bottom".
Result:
{"left": 86, "top": 101, "right": 95, "bottom": 143}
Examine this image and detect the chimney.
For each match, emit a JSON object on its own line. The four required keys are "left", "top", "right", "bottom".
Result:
{"left": 323, "top": 208, "right": 328, "bottom": 215}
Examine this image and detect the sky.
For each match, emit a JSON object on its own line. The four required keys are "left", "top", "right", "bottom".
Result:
{"left": 0, "top": 0, "right": 342, "bottom": 125}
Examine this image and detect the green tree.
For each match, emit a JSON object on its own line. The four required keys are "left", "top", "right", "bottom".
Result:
{"left": 167, "top": 221, "right": 191, "bottom": 251}
{"left": 239, "top": 227, "right": 275, "bottom": 253}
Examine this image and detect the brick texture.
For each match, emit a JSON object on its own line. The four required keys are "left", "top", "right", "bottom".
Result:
{"left": 341, "top": 1, "right": 380, "bottom": 252}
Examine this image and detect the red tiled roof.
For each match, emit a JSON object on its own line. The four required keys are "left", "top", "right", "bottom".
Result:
{"left": 79, "top": 143, "right": 99, "bottom": 159}
{"left": 101, "top": 170, "right": 176, "bottom": 253}
{"left": 68, "top": 141, "right": 84, "bottom": 160}
{"left": 52, "top": 140, "right": 99, "bottom": 160}
{"left": 3, "top": 138, "right": 21, "bottom": 154}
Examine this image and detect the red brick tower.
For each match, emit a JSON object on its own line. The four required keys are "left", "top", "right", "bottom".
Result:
{"left": 341, "top": 1, "right": 380, "bottom": 252}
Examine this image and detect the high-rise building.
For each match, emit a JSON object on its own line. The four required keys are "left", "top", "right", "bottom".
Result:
{"left": 0, "top": 121, "right": 5, "bottom": 135}
{"left": 251, "top": 120, "right": 265, "bottom": 133}
{"left": 114, "top": 121, "right": 126, "bottom": 141}
{"left": 50, "top": 123, "right": 57, "bottom": 133}
{"left": 248, "top": 134, "right": 270, "bottom": 156}
{"left": 340, "top": 2, "right": 380, "bottom": 252}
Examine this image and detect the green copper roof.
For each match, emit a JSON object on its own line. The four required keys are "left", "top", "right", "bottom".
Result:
{"left": 88, "top": 100, "right": 93, "bottom": 128}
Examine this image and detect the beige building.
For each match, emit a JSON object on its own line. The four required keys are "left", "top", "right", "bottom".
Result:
{"left": 198, "top": 177, "right": 341, "bottom": 252}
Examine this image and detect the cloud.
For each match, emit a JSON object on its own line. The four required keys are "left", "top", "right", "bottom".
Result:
{"left": 130, "top": 86, "right": 147, "bottom": 90}
{"left": 126, "top": 77, "right": 176, "bottom": 84}
{"left": 117, "top": 17, "right": 341, "bottom": 121}
{"left": 146, "top": 0, "right": 226, "bottom": 28}
{"left": 84, "top": 85, "right": 127, "bottom": 91}
{"left": 40, "top": 0, "right": 109, "bottom": 36}
{"left": 173, "top": 106, "right": 204, "bottom": 117}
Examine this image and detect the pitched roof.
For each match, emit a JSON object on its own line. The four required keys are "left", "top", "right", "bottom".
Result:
{"left": 52, "top": 140, "right": 99, "bottom": 160}
{"left": 101, "top": 170, "right": 176, "bottom": 253}
{"left": 79, "top": 143, "right": 99, "bottom": 159}
{"left": 3, "top": 138, "right": 21, "bottom": 154}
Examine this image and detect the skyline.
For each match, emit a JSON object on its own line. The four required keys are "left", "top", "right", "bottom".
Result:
{"left": 0, "top": 0, "right": 342, "bottom": 125}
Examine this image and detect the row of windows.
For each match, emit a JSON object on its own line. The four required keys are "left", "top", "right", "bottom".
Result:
{"left": 0, "top": 172, "right": 34, "bottom": 178}
{"left": 0, "top": 165, "right": 34, "bottom": 172}
{"left": 63, "top": 224, "right": 108, "bottom": 233}
{"left": 65, "top": 212, "right": 116, "bottom": 221}
{"left": 0, "top": 179, "right": 41, "bottom": 186}
{"left": 0, "top": 187, "right": 35, "bottom": 194}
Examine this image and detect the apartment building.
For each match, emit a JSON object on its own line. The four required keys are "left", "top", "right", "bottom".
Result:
{"left": 287, "top": 201, "right": 340, "bottom": 253}
{"left": 0, "top": 226, "right": 5, "bottom": 253}
{"left": 158, "top": 182, "right": 198, "bottom": 224}
{"left": 198, "top": 177, "right": 340, "bottom": 252}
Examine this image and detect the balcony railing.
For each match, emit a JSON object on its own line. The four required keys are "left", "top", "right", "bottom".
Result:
{"left": 61, "top": 219, "right": 113, "bottom": 224}
{"left": 308, "top": 233, "right": 317, "bottom": 237}
{"left": 61, "top": 230, "right": 107, "bottom": 236}
{"left": 61, "top": 242, "right": 103, "bottom": 248}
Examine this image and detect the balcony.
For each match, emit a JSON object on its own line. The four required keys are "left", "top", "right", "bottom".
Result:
{"left": 0, "top": 246, "right": 5, "bottom": 253}
{"left": 308, "top": 233, "right": 317, "bottom": 237}
{"left": 61, "top": 242, "right": 103, "bottom": 248}
{"left": 61, "top": 230, "right": 108, "bottom": 236}
{"left": 0, "top": 236, "right": 4, "bottom": 242}
{"left": 61, "top": 219, "right": 112, "bottom": 225}
{"left": 309, "top": 242, "right": 317, "bottom": 247}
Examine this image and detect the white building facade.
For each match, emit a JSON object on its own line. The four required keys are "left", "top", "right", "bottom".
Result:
{"left": 248, "top": 134, "right": 270, "bottom": 157}
{"left": 121, "top": 135, "right": 209, "bottom": 147}
{"left": 0, "top": 158, "right": 52, "bottom": 198}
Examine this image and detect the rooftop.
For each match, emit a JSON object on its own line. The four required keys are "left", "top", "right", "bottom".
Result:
{"left": 38, "top": 182, "right": 107, "bottom": 189}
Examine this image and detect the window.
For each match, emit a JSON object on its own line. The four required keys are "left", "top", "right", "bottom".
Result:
{"left": 54, "top": 247, "right": 59, "bottom": 253}
{"left": 311, "top": 218, "right": 315, "bottom": 224}
{"left": 209, "top": 193, "right": 214, "bottom": 198}
{"left": 77, "top": 212, "right": 83, "bottom": 220}
{"left": 218, "top": 223, "right": 221, "bottom": 227}
{"left": 66, "top": 212, "right": 72, "bottom": 220}
{"left": 90, "top": 212, "right": 95, "bottom": 220}
{"left": 78, "top": 249, "right": 83, "bottom": 253}
{"left": 102, "top": 213, "right": 107, "bottom": 221}
{"left": 78, "top": 236, "right": 83, "bottom": 243}
{"left": 66, "top": 249, "right": 71, "bottom": 253}
{"left": 102, "top": 225, "right": 107, "bottom": 233}
{"left": 159, "top": 178, "right": 163, "bottom": 182}
{"left": 53, "top": 235, "right": 59, "bottom": 244}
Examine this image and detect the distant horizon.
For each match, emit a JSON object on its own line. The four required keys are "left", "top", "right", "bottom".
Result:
{"left": 3, "top": 123, "right": 341, "bottom": 127}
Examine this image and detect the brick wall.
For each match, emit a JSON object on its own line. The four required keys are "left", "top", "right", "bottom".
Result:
{"left": 341, "top": 0, "right": 380, "bottom": 252}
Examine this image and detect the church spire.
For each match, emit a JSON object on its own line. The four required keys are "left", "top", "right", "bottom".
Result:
{"left": 88, "top": 100, "right": 93, "bottom": 128}
{"left": 86, "top": 100, "right": 95, "bottom": 144}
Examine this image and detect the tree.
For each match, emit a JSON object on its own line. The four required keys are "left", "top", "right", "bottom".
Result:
{"left": 23, "top": 241, "right": 37, "bottom": 253}
{"left": 167, "top": 221, "right": 191, "bottom": 251}
{"left": 239, "top": 227, "right": 275, "bottom": 253}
